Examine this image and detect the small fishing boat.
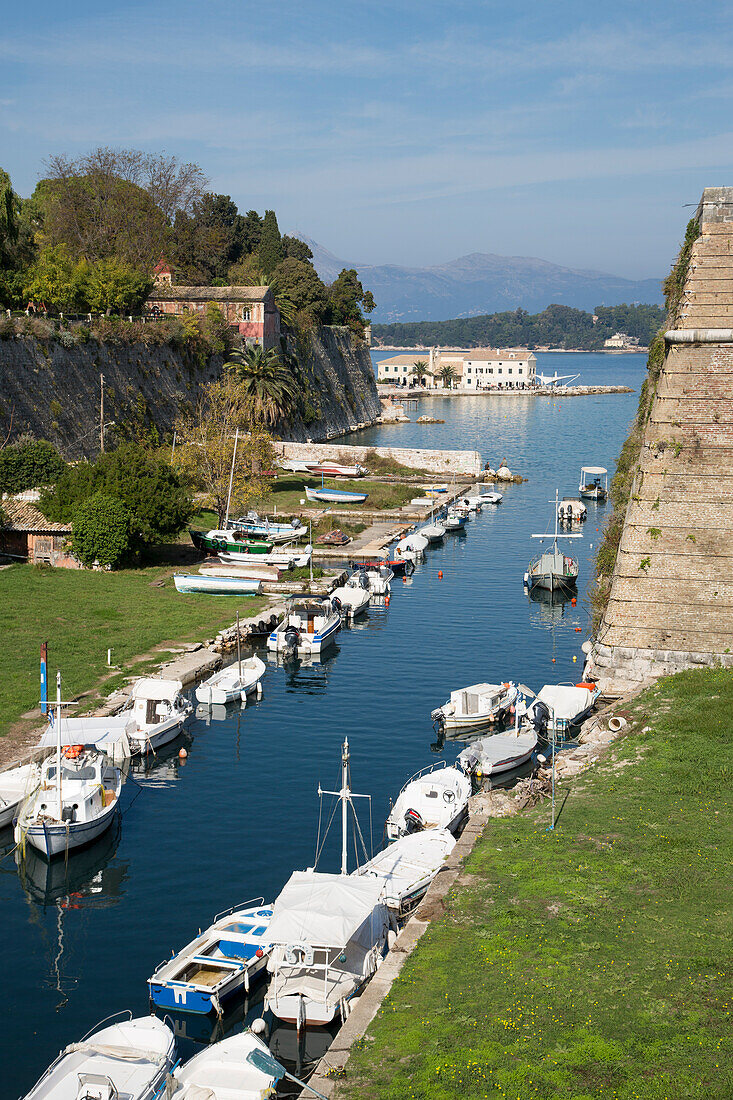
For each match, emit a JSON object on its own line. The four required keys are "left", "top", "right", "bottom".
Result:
{"left": 394, "top": 532, "right": 428, "bottom": 558}
{"left": 190, "top": 528, "right": 273, "bottom": 555}
{"left": 457, "top": 729, "right": 538, "bottom": 777}
{"left": 578, "top": 465, "right": 608, "bottom": 501}
{"left": 220, "top": 544, "right": 312, "bottom": 568}
{"left": 174, "top": 573, "right": 263, "bottom": 595}
{"left": 558, "top": 496, "right": 587, "bottom": 522}
{"left": 443, "top": 508, "right": 467, "bottom": 531}
{"left": 305, "top": 485, "right": 368, "bottom": 504}
{"left": 386, "top": 761, "right": 471, "bottom": 840}
{"left": 462, "top": 495, "right": 485, "bottom": 512}
{"left": 170, "top": 1029, "right": 277, "bottom": 1099}
{"left": 317, "top": 528, "right": 351, "bottom": 546}
{"left": 418, "top": 519, "right": 445, "bottom": 543}
{"left": 353, "top": 829, "right": 456, "bottom": 917}
{"left": 478, "top": 489, "right": 503, "bottom": 504}
{"left": 524, "top": 682, "right": 601, "bottom": 738}
{"left": 0, "top": 761, "right": 39, "bottom": 829}
{"left": 200, "top": 563, "right": 284, "bottom": 582}
{"left": 230, "top": 511, "right": 308, "bottom": 544}
{"left": 148, "top": 899, "right": 274, "bottom": 1015}
{"left": 305, "top": 461, "right": 367, "bottom": 477}
{"left": 16, "top": 747, "right": 122, "bottom": 859}
{"left": 431, "top": 681, "right": 518, "bottom": 731}
{"left": 525, "top": 490, "right": 582, "bottom": 592}
{"left": 22, "top": 1012, "right": 176, "bottom": 1100}
{"left": 195, "top": 657, "right": 265, "bottom": 705}
{"left": 124, "top": 678, "right": 192, "bottom": 754}
{"left": 267, "top": 594, "right": 341, "bottom": 655}
{"left": 359, "top": 555, "right": 414, "bottom": 577}
{"left": 331, "top": 582, "right": 371, "bottom": 621}
{"left": 347, "top": 564, "right": 394, "bottom": 595}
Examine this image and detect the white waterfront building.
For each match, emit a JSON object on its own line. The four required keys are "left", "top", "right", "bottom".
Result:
{"left": 377, "top": 347, "right": 537, "bottom": 391}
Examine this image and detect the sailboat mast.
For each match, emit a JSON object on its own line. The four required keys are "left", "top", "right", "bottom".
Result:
{"left": 55, "top": 670, "right": 62, "bottom": 820}
{"left": 224, "top": 428, "right": 240, "bottom": 528}
{"left": 341, "top": 737, "right": 350, "bottom": 875}
{"left": 236, "top": 611, "right": 242, "bottom": 681}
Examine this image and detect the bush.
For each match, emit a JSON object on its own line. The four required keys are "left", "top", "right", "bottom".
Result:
{"left": 72, "top": 493, "right": 131, "bottom": 567}
{"left": 0, "top": 440, "right": 66, "bottom": 494}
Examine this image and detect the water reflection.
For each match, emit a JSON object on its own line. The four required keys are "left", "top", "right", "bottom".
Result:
{"left": 153, "top": 984, "right": 266, "bottom": 1050}
{"left": 130, "top": 734, "right": 192, "bottom": 786}
{"left": 526, "top": 585, "right": 574, "bottom": 629}
{"left": 270, "top": 1020, "right": 339, "bottom": 1090}
{"left": 17, "top": 819, "right": 126, "bottom": 909}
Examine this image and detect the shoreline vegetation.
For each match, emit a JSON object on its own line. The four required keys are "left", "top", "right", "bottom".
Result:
{"left": 338, "top": 668, "right": 732, "bottom": 1100}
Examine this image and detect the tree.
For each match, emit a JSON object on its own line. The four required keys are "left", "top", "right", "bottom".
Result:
{"left": 40, "top": 443, "right": 193, "bottom": 550}
{"left": 258, "top": 210, "right": 284, "bottom": 279}
{"left": 239, "top": 210, "right": 263, "bottom": 255}
{"left": 72, "top": 493, "right": 131, "bottom": 567}
{"left": 0, "top": 440, "right": 66, "bottom": 494}
{"left": 86, "top": 258, "right": 152, "bottom": 314}
{"left": 174, "top": 375, "right": 276, "bottom": 524}
{"left": 282, "top": 235, "right": 313, "bottom": 263}
{"left": 328, "top": 268, "right": 376, "bottom": 336}
{"left": 225, "top": 344, "right": 299, "bottom": 429}
{"left": 271, "top": 258, "right": 329, "bottom": 323}
{"left": 171, "top": 192, "right": 247, "bottom": 284}
{"left": 23, "top": 245, "right": 90, "bottom": 312}
{"left": 0, "top": 168, "right": 20, "bottom": 267}
{"left": 437, "top": 364, "right": 457, "bottom": 389}
{"left": 411, "top": 360, "right": 431, "bottom": 386}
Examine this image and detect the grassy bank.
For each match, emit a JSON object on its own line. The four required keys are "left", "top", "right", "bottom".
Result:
{"left": 341, "top": 669, "right": 732, "bottom": 1100}
{"left": 0, "top": 564, "right": 265, "bottom": 740}
{"left": 270, "top": 475, "right": 418, "bottom": 513}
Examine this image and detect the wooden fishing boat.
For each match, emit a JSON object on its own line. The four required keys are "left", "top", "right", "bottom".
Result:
{"left": 190, "top": 528, "right": 273, "bottom": 555}
{"left": 578, "top": 465, "right": 608, "bottom": 501}
{"left": 525, "top": 490, "right": 582, "bottom": 592}
{"left": 317, "top": 528, "right": 351, "bottom": 546}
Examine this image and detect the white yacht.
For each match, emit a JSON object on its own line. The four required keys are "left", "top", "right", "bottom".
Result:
{"left": 266, "top": 594, "right": 341, "bottom": 655}
{"left": 431, "top": 681, "right": 518, "bottom": 731}
{"left": 124, "top": 678, "right": 192, "bottom": 754}
{"left": 386, "top": 762, "right": 471, "bottom": 840}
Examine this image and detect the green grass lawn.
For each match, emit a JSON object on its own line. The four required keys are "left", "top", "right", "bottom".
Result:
{"left": 341, "top": 669, "right": 732, "bottom": 1100}
{"left": 270, "top": 475, "right": 418, "bottom": 513}
{"left": 0, "top": 564, "right": 265, "bottom": 739}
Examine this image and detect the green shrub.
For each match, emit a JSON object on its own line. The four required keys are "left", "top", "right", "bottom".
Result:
{"left": 0, "top": 439, "right": 66, "bottom": 494}
{"left": 72, "top": 493, "right": 131, "bottom": 567}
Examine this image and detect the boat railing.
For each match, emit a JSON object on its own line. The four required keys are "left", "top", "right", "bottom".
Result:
{"left": 396, "top": 759, "right": 448, "bottom": 795}
{"left": 214, "top": 896, "right": 266, "bottom": 923}
{"left": 78, "top": 1008, "right": 134, "bottom": 1043}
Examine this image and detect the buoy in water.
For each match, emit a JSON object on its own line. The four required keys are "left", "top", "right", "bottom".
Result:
{"left": 402, "top": 575, "right": 407, "bottom": 583}
{"left": 438, "top": 571, "right": 443, "bottom": 579}
{"left": 385, "top": 595, "right": 390, "bottom": 606}
{"left": 551, "top": 657, "right": 556, "bottom": 663}
{"left": 573, "top": 655, "right": 577, "bottom": 662}
{"left": 571, "top": 597, "right": 577, "bottom": 606}
{"left": 575, "top": 627, "right": 582, "bottom": 633}
{"left": 179, "top": 748, "right": 188, "bottom": 759}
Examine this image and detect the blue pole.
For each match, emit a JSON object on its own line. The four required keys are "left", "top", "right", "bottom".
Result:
{"left": 40, "top": 641, "right": 48, "bottom": 715}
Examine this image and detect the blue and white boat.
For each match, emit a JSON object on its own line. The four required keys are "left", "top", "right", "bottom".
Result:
{"left": 267, "top": 594, "right": 341, "bottom": 655}
{"left": 305, "top": 485, "right": 368, "bottom": 504}
{"left": 148, "top": 899, "right": 274, "bottom": 1015}
{"left": 443, "top": 508, "right": 467, "bottom": 531}
{"left": 174, "top": 573, "right": 263, "bottom": 595}
{"left": 230, "top": 511, "right": 308, "bottom": 544}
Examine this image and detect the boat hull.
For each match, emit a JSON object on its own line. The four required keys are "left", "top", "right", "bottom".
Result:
{"left": 189, "top": 529, "right": 272, "bottom": 554}
{"left": 20, "top": 801, "right": 118, "bottom": 859}
{"left": 174, "top": 574, "right": 263, "bottom": 595}
{"left": 130, "top": 717, "right": 187, "bottom": 755}
{"left": 149, "top": 953, "right": 269, "bottom": 1015}
{"left": 267, "top": 616, "right": 341, "bottom": 654}
{"left": 305, "top": 486, "right": 368, "bottom": 504}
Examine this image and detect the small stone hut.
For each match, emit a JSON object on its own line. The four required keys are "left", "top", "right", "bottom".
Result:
{"left": 0, "top": 496, "right": 78, "bottom": 568}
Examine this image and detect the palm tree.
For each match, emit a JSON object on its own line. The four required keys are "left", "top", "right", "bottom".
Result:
{"left": 410, "top": 359, "right": 432, "bottom": 387}
{"left": 225, "top": 344, "right": 298, "bottom": 428}
{"left": 437, "top": 364, "right": 457, "bottom": 390}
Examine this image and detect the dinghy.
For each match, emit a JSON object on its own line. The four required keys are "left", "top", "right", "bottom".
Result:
{"left": 386, "top": 761, "right": 471, "bottom": 840}
{"left": 525, "top": 490, "right": 581, "bottom": 592}
{"left": 195, "top": 657, "right": 265, "bottom": 705}
{"left": 266, "top": 594, "right": 341, "bottom": 655}
{"left": 478, "top": 489, "right": 503, "bottom": 504}
{"left": 394, "top": 532, "right": 428, "bottom": 558}
{"left": 174, "top": 573, "right": 263, "bottom": 595}
{"left": 148, "top": 899, "right": 274, "bottom": 1015}
{"left": 15, "top": 747, "right": 122, "bottom": 859}
{"left": 346, "top": 564, "right": 394, "bottom": 595}
{"left": 431, "top": 681, "right": 518, "bottom": 731}
{"left": 170, "top": 1029, "right": 277, "bottom": 1099}
{"left": 457, "top": 730, "right": 538, "bottom": 777}
{"left": 305, "top": 485, "right": 368, "bottom": 504}
{"left": 331, "top": 583, "right": 371, "bottom": 621}
{"left": 230, "top": 511, "right": 308, "bottom": 543}
{"left": 124, "top": 678, "right": 192, "bottom": 754}
{"left": 220, "top": 544, "right": 312, "bottom": 568}
{"left": 22, "top": 1012, "right": 176, "bottom": 1100}
{"left": 524, "top": 682, "right": 601, "bottom": 738}
{"left": 305, "top": 461, "right": 366, "bottom": 477}
{"left": 0, "top": 761, "right": 39, "bottom": 829}
{"left": 353, "top": 829, "right": 456, "bottom": 917}
{"left": 578, "top": 465, "right": 608, "bottom": 501}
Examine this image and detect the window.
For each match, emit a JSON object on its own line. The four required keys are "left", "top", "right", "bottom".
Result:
{"left": 240, "top": 307, "right": 252, "bottom": 322}
{"left": 498, "top": 368, "right": 502, "bottom": 374}
{"left": 508, "top": 368, "right": 512, "bottom": 374}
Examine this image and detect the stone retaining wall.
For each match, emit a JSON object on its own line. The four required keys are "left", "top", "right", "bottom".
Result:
{"left": 276, "top": 440, "right": 482, "bottom": 476}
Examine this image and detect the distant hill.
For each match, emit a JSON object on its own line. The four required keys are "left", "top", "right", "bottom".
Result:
{"left": 299, "top": 237, "right": 664, "bottom": 323}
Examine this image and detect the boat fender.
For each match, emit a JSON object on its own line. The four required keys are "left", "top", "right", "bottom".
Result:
{"left": 575, "top": 681, "right": 596, "bottom": 690}
{"left": 63, "top": 744, "right": 84, "bottom": 759}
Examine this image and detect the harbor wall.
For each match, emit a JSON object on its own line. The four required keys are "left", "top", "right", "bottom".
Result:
{"left": 275, "top": 439, "right": 483, "bottom": 476}
{"left": 0, "top": 326, "right": 380, "bottom": 459}
{"left": 588, "top": 187, "right": 733, "bottom": 693}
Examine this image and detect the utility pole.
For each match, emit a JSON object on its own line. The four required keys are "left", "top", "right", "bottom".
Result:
{"left": 100, "top": 374, "right": 105, "bottom": 453}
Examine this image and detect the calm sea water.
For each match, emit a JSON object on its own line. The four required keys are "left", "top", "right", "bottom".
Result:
{"left": 1, "top": 353, "right": 647, "bottom": 1097}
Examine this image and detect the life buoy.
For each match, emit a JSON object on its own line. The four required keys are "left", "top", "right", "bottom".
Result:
{"left": 63, "top": 744, "right": 83, "bottom": 759}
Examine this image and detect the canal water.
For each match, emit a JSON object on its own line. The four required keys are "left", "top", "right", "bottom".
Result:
{"left": 1, "top": 353, "right": 647, "bottom": 1097}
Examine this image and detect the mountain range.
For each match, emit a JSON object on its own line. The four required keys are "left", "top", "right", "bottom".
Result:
{"left": 300, "top": 237, "right": 663, "bottom": 323}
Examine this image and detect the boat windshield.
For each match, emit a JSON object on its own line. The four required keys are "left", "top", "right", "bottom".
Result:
{"left": 46, "top": 765, "right": 98, "bottom": 781}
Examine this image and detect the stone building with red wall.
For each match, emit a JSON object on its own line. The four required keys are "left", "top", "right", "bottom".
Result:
{"left": 146, "top": 284, "right": 281, "bottom": 349}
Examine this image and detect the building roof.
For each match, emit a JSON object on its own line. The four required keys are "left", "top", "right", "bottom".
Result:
{"left": 378, "top": 354, "right": 433, "bottom": 366}
{"left": 1, "top": 497, "right": 72, "bottom": 534}
{"left": 463, "top": 348, "right": 536, "bottom": 361}
{"left": 148, "top": 285, "right": 272, "bottom": 303}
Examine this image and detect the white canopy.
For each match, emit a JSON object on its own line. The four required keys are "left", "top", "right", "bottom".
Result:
{"left": 534, "top": 684, "right": 595, "bottom": 720}
{"left": 131, "top": 678, "right": 183, "bottom": 701}
{"left": 38, "top": 714, "right": 134, "bottom": 753}
{"left": 580, "top": 466, "right": 607, "bottom": 475}
{"left": 267, "top": 871, "right": 386, "bottom": 949}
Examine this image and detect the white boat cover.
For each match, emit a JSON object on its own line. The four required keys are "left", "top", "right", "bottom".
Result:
{"left": 458, "top": 731, "right": 537, "bottom": 771}
{"left": 357, "top": 830, "right": 456, "bottom": 900}
{"left": 533, "top": 684, "right": 595, "bottom": 720}
{"left": 267, "top": 871, "right": 386, "bottom": 949}
{"left": 37, "top": 714, "right": 134, "bottom": 755}
{"left": 131, "top": 678, "right": 183, "bottom": 701}
{"left": 580, "top": 466, "right": 607, "bottom": 475}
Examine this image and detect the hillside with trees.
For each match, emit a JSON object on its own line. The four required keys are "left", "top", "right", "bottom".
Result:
{"left": 372, "top": 303, "right": 665, "bottom": 350}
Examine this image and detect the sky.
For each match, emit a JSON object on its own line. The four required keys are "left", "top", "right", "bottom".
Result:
{"left": 2, "top": 0, "right": 733, "bottom": 279}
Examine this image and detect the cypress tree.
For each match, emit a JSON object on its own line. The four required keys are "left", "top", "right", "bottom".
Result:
{"left": 258, "top": 209, "right": 283, "bottom": 279}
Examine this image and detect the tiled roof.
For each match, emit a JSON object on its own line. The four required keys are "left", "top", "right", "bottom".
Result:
{"left": 464, "top": 348, "right": 536, "bottom": 362}
{"left": 148, "top": 285, "right": 272, "bottom": 302}
{"left": 1, "top": 497, "right": 72, "bottom": 533}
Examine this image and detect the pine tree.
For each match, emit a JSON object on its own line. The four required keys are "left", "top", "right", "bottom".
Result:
{"left": 258, "top": 209, "right": 283, "bottom": 279}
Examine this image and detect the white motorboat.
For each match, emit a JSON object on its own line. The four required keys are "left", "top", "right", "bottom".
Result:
{"left": 174, "top": 573, "right": 263, "bottom": 595}
{"left": 22, "top": 1012, "right": 176, "bottom": 1100}
{"left": 267, "top": 594, "right": 341, "bottom": 655}
{"left": 478, "top": 489, "right": 503, "bottom": 504}
{"left": 331, "top": 583, "right": 371, "bottom": 621}
{"left": 457, "top": 730, "right": 538, "bottom": 777}
{"left": 170, "top": 1029, "right": 277, "bottom": 1099}
{"left": 266, "top": 738, "right": 390, "bottom": 1029}
{"left": 353, "top": 829, "right": 456, "bottom": 917}
{"left": 199, "top": 563, "right": 284, "bottom": 582}
{"left": 220, "top": 543, "right": 312, "bottom": 568}
{"left": 443, "top": 508, "right": 467, "bottom": 531}
{"left": 524, "top": 682, "right": 601, "bottom": 738}
{"left": 462, "top": 495, "right": 485, "bottom": 512}
{"left": 16, "top": 746, "right": 122, "bottom": 859}
{"left": 0, "top": 761, "right": 39, "bottom": 829}
{"left": 558, "top": 497, "right": 587, "bottom": 523}
{"left": 347, "top": 564, "right": 393, "bottom": 595}
{"left": 394, "top": 532, "right": 428, "bottom": 558}
{"left": 431, "top": 681, "right": 518, "bottom": 731}
{"left": 525, "top": 490, "right": 582, "bottom": 593}
{"left": 418, "top": 520, "right": 445, "bottom": 543}
{"left": 230, "top": 511, "right": 309, "bottom": 543}
{"left": 195, "top": 656, "right": 265, "bottom": 705}
{"left": 305, "top": 461, "right": 367, "bottom": 478}
{"left": 148, "top": 899, "right": 274, "bottom": 1015}
{"left": 578, "top": 465, "right": 608, "bottom": 501}
{"left": 305, "top": 484, "right": 369, "bottom": 504}
{"left": 124, "top": 678, "right": 192, "bottom": 754}
{"left": 386, "top": 762, "right": 471, "bottom": 840}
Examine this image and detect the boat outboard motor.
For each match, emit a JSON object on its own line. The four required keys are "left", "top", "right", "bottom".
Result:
{"left": 530, "top": 700, "right": 551, "bottom": 739}
{"left": 404, "top": 807, "right": 424, "bottom": 833}
{"left": 357, "top": 570, "right": 370, "bottom": 591}
{"left": 283, "top": 625, "right": 300, "bottom": 655}
{"left": 332, "top": 595, "right": 343, "bottom": 615}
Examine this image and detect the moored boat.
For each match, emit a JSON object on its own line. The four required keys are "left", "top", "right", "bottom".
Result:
{"left": 174, "top": 573, "right": 263, "bottom": 595}
{"left": 353, "top": 829, "right": 456, "bottom": 917}
{"left": 525, "top": 490, "right": 582, "bottom": 592}
{"left": 346, "top": 564, "right": 394, "bottom": 595}
{"left": 418, "top": 520, "right": 445, "bottom": 543}
{"left": 558, "top": 496, "right": 587, "bottom": 523}
{"left": 331, "top": 583, "right": 371, "bottom": 621}
{"left": 124, "top": 678, "right": 192, "bottom": 754}
{"left": 524, "top": 682, "right": 601, "bottom": 738}
{"left": 386, "top": 762, "right": 471, "bottom": 840}
{"left": 443, "top": 508, "right": 467, "bottom": 531}
{"left": 578, "top": 465, "right": 608, "bottom": 501}
{"left": 170, "top": 1029, "right": 278, "bottom": 1098}
{"left": 0, "top": 761, "right": 39, "bottom": 829}
{"left": 230, "top": 511, "right": 308, "bottom": 544}
{"left": 431, "top": 681, "right": 518, "bottom": 731}
{"left": 457, "top": 729, "right": 538, "bottom": 777}
{"left": 195, "top": 656, "right": 266, "bottom": 705}
{"left": 266, "top": 594, "right": 341, "bottom": 655}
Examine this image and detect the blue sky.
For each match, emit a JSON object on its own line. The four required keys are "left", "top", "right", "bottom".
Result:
{"left": 2, "top": 0, "right": 733, "bottom": 278}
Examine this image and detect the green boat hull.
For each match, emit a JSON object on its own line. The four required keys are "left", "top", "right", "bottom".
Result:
{"left": 189, "top": 529, "right": 273, "bottom": 555}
